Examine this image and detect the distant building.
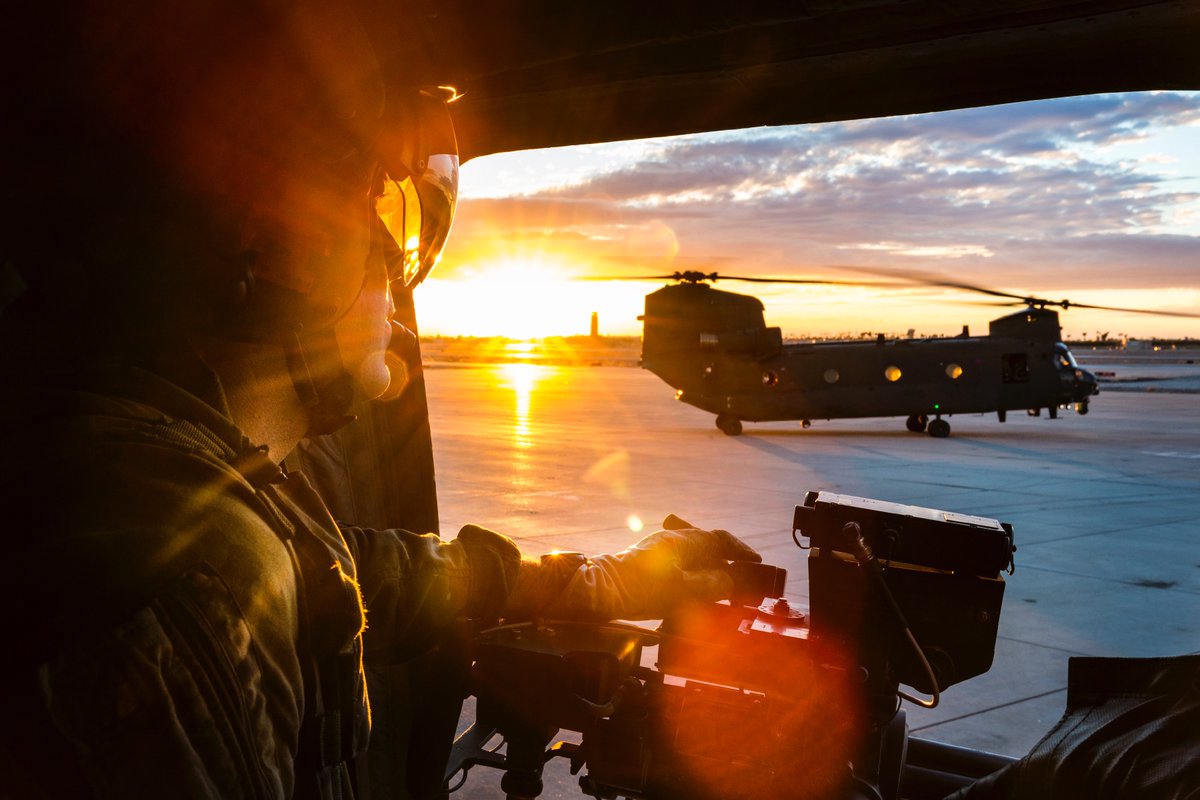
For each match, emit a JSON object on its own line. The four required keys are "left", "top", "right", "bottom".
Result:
{"left": 590, "top": 311, "right": 599, "bottom": 338}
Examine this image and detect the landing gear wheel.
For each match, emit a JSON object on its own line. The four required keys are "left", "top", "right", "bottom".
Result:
{"left": 928, "top": 418, "right": 951, "bottom": 438}
{"left": 716, "top": 414, "right": 743, "bottom": 436}
{"left": 1076, "top": 401, "right": 1089, "bottom": 416}
{"left": 905, "top": 414, "right": 928, "bottom": 433}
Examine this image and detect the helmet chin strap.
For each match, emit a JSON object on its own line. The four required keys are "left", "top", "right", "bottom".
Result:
{"left": 284, "top": 327, "right": 358, "bottom": 437}
{"left": 223, "top": 271, "right": 361, "bottom": 438}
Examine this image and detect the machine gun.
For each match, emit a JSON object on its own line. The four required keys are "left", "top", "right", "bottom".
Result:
{"left": 446, "top": 492, "right": 1017, "bottom": 800}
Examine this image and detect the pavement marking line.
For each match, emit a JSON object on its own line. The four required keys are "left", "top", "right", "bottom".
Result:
{"left": 1143, "top": 451, "right": 1200, "bottom": 459}
{"left": 909, "top": 686, "right": 1068, "bottom": 734}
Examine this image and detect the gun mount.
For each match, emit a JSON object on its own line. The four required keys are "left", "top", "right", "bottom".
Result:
{"left": 448, "top": 492, "right": 1016, "bottom": 800}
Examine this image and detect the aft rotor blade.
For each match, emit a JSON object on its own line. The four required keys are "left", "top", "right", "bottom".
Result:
{"left": 925, "top": 286, "right": 1200, "bottom": 317}
{"left": 1054, "top": 300, "right": 1200, "bottom": 318}
{"left": 577, "top": 273, "right": 686, "bottom": 281}
{"left": 835, "top": 266, "right": 1037, "bottom": 302}
{"left": 835, "top": 265, "right": 1200, "bottom": 318}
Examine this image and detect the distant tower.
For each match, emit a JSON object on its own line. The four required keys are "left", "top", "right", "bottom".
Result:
{"left": 590, "top": 311, "right": 599, "bottom": 338}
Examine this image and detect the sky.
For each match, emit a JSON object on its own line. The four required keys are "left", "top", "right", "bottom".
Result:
{"left": 417, "top": 92, "right": 1200, "bottom": 340}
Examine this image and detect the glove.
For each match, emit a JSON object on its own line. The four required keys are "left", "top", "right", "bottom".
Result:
{"left": 505, "top": 514, "right": 761, "bottom": 621}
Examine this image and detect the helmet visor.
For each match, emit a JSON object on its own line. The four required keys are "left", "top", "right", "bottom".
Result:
{"left": 375, "top": 152, "right": 458, "bottom": 289}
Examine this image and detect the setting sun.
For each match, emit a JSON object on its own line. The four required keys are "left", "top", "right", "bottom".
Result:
{"left": 416, "top": 258, "right": 647, "bottom": 338}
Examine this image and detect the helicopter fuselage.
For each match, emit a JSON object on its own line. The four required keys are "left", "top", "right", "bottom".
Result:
{"left": 640, "top": 283, "right": 1098, "bottom": 436}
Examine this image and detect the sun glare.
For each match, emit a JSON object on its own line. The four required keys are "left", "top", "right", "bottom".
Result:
{"left": 416, "top": 258, "right": 646, "bottom": 338}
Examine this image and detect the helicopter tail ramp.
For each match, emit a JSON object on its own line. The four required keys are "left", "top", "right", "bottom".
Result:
{"left": 641, "top": 282, "right": 781, "bottom": 390}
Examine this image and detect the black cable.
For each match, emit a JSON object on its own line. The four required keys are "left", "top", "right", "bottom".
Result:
{"left": 842, "top": 522, "right": 940, "bottom": 709}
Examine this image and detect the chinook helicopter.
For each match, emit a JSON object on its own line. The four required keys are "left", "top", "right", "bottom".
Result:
{"left": 636, "top": 270, "right": 1196, "bottom": 437}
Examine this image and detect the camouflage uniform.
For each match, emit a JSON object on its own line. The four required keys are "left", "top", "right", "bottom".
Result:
{"left": 0, "top": 364, "right": 521, "bottom": 799}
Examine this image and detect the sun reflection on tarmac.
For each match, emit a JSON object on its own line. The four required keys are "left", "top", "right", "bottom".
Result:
{"left": 498, "top": 362, "right": 542, "bottom": 446}
{"left": 494, "top": 363, "right": 553, "bottom": 494}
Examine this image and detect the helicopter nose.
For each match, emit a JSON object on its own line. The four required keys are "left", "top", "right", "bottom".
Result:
{"left": 1076, "top": 368, "right": 1099, "bottom": 397}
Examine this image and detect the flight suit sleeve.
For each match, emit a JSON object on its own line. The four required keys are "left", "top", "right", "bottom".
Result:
{"left": 504, "top": 521, "right": 761, "bottom": 621}
{"left": 339, "top": 523, "right": 523, "bottom": 663}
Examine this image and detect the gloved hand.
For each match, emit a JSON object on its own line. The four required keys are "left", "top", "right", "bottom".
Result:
{"left": 505, "top": 515, "right": 761, "bottom": 621}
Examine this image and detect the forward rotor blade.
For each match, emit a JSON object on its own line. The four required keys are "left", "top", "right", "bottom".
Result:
{"left": 719, "top": 275, "right": 904, "bottom": 287}
{"left": 581, "top": 270, "right": 906, "bottom": 288}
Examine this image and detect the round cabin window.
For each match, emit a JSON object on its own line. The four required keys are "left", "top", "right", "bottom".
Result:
{"left": 823, "top": 368, "right": 840, "bottom": 384}
{"left": 946, "top": 363, "right": 964, "bottom": 379}
{"left": 762, "top": 371, "right": 779, "bottom": 387}
{"left": 884, "top": 365, "right": 902, "bottom": 382}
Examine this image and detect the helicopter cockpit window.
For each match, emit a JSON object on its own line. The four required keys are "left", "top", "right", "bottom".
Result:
{"left": 946, "top": 363, "right": 964, "bottom": 379}
{"left": 884, "top": 365, "right": 902, "bottom": 382}
{"left": 1055, "top": 344, "right": 1078, "bottom": 369}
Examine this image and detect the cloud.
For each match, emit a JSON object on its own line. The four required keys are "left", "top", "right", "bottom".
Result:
{"left": 445, "top": 92, "right": 1200, "bottom": 299}
{"left": 995, "top": 233, "right": 1200, "bottom": 289}
{"left": 841, "top": 242, "right": 995, "bottom": 259}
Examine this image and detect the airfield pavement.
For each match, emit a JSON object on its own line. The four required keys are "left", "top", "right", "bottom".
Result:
{"left": 423, "top": 357, "right": 1200, "bottom": 798}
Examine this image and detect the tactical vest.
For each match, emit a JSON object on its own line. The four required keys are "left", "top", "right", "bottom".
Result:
{"left": 5, "top": 403, "right": 369, "bottom": 800}
{"left": 170, "top": 419, "right": 371, "bottom": 800}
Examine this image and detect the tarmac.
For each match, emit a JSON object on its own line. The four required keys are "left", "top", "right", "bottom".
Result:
{"left": 424, "top": 357, "right": 1200, "bottom": 797}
